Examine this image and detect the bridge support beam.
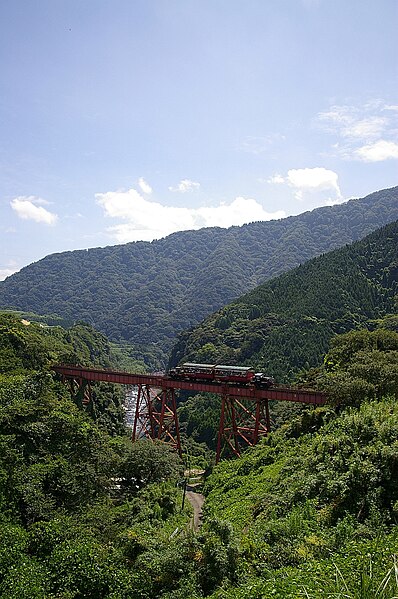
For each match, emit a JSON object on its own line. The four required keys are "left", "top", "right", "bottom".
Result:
{"left": 63, "top": 376, "right": 94, "bottom": 414}
{"left": 132, "top": 385, "right": 182, "bottom": 458}
{"left": 216, "top": 393, "right": 270, "bottom": 463}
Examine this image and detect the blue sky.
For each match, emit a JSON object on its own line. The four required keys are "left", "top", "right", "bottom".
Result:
{"left": 1, "top": 0, "right": 397, "bottom": 279}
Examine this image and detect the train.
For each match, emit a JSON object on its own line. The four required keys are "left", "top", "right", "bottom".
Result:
{"left": 168, "top": 363, "right": 275, "bottom": 388}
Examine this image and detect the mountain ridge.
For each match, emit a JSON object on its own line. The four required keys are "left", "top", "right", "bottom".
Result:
{"left": 170, "top": 219, "right": 398, "bottom": 381}
{"left": 0, "top": 185, "right": 397, "bottom": 366}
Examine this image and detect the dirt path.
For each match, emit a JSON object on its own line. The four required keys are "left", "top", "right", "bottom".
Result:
{"left": 186, "top": 485, "right": 205, "bottom": 531}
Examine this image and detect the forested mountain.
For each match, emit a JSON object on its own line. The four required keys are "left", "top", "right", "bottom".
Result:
{"left": 170, "top": 219, "right": 398, "bottom": 382}
{"left": 0, "top": 186, "right": 397, "bottom": 367}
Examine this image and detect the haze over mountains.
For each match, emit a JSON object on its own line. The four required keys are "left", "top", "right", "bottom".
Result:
{"left": 0, "top": 186, "right": 397, "bottom": 367}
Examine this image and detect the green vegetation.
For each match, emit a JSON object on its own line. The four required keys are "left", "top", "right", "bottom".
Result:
{"left": 1, "top": 211, "right": 398, "bottom": 596}
{"left": 0, "top": 312, "right": 255, "bottom": 598}
{"left": 202, "top": 328, "right": 398, "bottom": 597}
{"left": 0, "top": 187, "right": 397, "bottom": 367}
{"left": 0, "top": 312, "right": 201, "bottom": 598}
{"left": 171, "top": 219, "right": 398, "bottom": 383}
{"left": 0, "top": 311, "right": 133, "bottom": 436}
{"left": 171, "top": 220, "right": 398, "bottom": 455}
{"left": 2, "top": 311, "right": 398, "bottom": 596}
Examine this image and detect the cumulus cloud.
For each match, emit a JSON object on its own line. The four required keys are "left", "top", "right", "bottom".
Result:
{"left": 355, "top": 140, "right": 398, "bottom": 162}
{"left": 267, "top": 167, "right": 343, "bottom": 205}
{"left": 267, "top": 173, "right": 285, "bottom": 184}
{"left": 287, "top": 167, "right": 341, "bottom": 199}
{"left": 168, "top": 179, "right": 201, "bottom": 193}
{"left": 317, "top": 100, "right": 398, "bottom": 161}
{"left": 96, "top": 187, "right": 285, "bottom": 243}
{"left": 10, "top": 196, "right": 58, "bottom": 225}
{"left": 138, "top": 178, "right": 152, "bottom": 194}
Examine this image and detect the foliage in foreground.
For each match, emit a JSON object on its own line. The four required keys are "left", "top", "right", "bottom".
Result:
{"left": 0, "top": 313, "right": 241, "bottom": 598}
{"left": 202, "top": 330, "right": 398, "bottom": 596}
{"left": 2, "top": 312, "right": 398, "bottom": 597}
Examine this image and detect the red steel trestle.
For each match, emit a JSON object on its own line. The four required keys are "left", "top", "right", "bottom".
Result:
{"left": 55, "top": 366, "right": 328, "bottom": 462}
{"left": 132, "top": 385, "right": 182, "bottom": 457}
{"left": 216, "top": 390, "right": 270, "bottom": 462}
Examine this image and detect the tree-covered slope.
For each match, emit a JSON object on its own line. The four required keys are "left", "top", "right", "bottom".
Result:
{"left": 170, "top": 219, "right": 398, "bottom": 382}
{"left": 200, "top": 328, "right": 398, "bottom": 598}
{"left": 2, "top": 316, "right": 398, "bottom": 596}
{"left": 0, "top": 311, "right": 147, "bottom": 435}
{"left": 0, "top": 313, "right": 194, "bottom": 599}
{"left": 0, "top": 187, "right": 397, "bottom": 367}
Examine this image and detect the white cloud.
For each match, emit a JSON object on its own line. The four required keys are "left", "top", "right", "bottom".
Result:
{"left": 317, "top": 105, "right": 353, "bottom": 128}
{"left": 287, "top": 167, "right": 342, "bottom": 200}
{"left": 383, "top": 104, "right": 398, "bottom": 112}
{"left": 30, "top": 197, "right": 52, "bottom": 206}
{"left": 96, "top": 187, "right": 285, "bottom": 243}
{"left": 10, "top": 196, "right": 58, "bottom": 225}
{"left": 342, "top": 117, "right": 387, "bottom": 140}
{"left": 0, "top": 267, "right": 19, "bottom": 281}
{"left": 355, "top": 140, "right": 398, "bottom": 162}
{"left": 138, "top": 177, "right": 152, "bottom": 194}
{"left": 267, "top": 173, "right": 285, "bottom": 184}
{"left": 168, "top": 179, "right": 201, "bottom": 193}
{"left": 196, "top": 197, "right": 285, "bottom": 228}
{"left": 317, "top": 100, "right": 398, "bottom": 161}
{"left": 269, "top": 167, "right": 343, "bottom": 205}
{"left": 318, "top": 107, "right": 387, "bottom": 141}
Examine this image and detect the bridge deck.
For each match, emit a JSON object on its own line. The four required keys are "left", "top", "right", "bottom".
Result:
{"left": 52, "top": 364, "right": 326, "bottom": 405}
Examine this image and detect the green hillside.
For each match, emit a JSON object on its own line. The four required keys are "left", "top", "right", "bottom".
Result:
{"left": 0, "top": 186, "right": 397, "bottom": 367}
{"left": 170, "top": 219, "right": 398, "bottom": 382}
{"left": 2, "top": 313, "right": 398, "bottom": 597}
{"left": 0, "top": 311, "right": 146, "bottom": 435}
{"left": 1, "top": 313, "right": 398, "bottom": 595}
{"left": 200, "top": 327, "right": 398, "bottom": 597}
{"left": 0, "top": 312, "right": 189, "bottom": 598}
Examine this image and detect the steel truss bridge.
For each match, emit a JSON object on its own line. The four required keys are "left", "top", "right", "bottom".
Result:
{"left": 53, "top": 364, "right": 327, "bottom": 462}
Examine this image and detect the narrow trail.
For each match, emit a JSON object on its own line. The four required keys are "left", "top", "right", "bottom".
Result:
{"left": 186, "top": 485, "right": 205, "bottom": 531}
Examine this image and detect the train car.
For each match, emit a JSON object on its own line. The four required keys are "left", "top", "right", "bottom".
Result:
{"left": 168, "top": 363, "right": 216, "bottom": 381}
{"left": 169, "top": 363, "right": 256, "bottom": 384}
{"left": 214, "top": 365, "right": 255, "bottom": 384}
{"left": 169, "top": 363, "right": 276, "bottom": 387}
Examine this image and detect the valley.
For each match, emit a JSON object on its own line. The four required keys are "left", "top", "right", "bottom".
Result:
{"left": 0, "top": 194, "right": 398, "bottom": 598}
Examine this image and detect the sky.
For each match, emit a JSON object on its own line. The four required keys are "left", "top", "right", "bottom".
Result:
{"left": 0, "top": 0, "right": 397, "bottom": 280}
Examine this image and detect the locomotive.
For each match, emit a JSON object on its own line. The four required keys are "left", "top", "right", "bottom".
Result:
{"left": 168, "top": 363, "right": 275, "bottom": 388}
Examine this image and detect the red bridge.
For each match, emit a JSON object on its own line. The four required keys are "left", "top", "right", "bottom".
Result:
{"left": 53, "top": 364, "right": 327, "bottom": 462}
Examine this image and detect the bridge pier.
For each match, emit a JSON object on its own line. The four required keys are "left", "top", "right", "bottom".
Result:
{"left": 62, "top": 375, "right": 94, "bottom": 415}
{"left": 132, "top": 385, "right": 182, "bottom": 457}
{"left": 216, "top": 392, "right": 270, "bottom": 462}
